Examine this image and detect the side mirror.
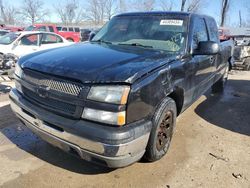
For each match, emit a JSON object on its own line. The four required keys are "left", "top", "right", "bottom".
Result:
{"left": 193, "top": 41, "right": 219, "bottom": 55}
{"left": 89, "top": 33, "right": 96, "bottom": 41}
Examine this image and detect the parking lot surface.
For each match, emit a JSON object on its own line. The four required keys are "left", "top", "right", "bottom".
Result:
{"left": 0, "top": 71, "right": 249, "bottom": 188}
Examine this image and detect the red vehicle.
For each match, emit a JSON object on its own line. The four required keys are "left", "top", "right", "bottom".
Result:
{"left": 0, "top": 24, "right": 24, "bottom": 32}
{"left": 219, "top": 27, "right": 231, "bottom": 41}
{"left": 25, "top": 24, "right": 80, "bottom": 42}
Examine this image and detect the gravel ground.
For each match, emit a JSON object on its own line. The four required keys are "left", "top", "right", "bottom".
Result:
{"left": 0, "top": 71, "right": 249, "bottom": 188}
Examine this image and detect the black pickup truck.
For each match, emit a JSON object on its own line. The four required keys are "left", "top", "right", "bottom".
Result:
{"left": 10, "top": 12, "right": 233, "bottom": 168}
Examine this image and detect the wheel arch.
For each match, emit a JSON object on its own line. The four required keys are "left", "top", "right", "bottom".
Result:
{"left": 66, "top": 37, "right": 74, "bottom": 42}
{"left": 168, "top": 87, "right": 184, "bottom": 116}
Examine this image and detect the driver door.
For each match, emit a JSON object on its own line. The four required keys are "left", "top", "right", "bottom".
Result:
{"left": 191, "top": 17, "right": 214, "bottom": 98}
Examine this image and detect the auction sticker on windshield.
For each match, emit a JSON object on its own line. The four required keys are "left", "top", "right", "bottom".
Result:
{"left": 160, "top": 20, "right": 183, "bottom": 26}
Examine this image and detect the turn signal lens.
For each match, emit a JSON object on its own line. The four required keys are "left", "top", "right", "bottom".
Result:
{"left": 82, "top": 108, "right": 126, "bottom": 126}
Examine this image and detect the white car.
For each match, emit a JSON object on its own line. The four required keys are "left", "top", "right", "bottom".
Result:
{"left": 0, "top": 31, "right": 72, "bottom": 59}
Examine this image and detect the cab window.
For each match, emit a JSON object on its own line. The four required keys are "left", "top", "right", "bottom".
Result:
{"left": 48, "top": 26, "right": 55, "bottom": 32}
{"left": 206, "top": 18, "right": 219, "bottom": 43}
{"left": 62, "top": 27, "right": 67, "bottom": 31}
{"left": 74, "top": 27, "right": 80, "bottom": 32}
{"left": 192, "top": 18, "right": 208, "bottom": 50}
{"left": 37, "top": 26, "right": 47, "bottom": 31}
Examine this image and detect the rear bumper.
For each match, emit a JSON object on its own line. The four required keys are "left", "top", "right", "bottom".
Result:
{"left": 9, "top": 89, "right": 152, "bottom": 168}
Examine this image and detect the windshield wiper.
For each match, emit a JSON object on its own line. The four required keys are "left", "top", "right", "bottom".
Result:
{"left": 91, "top": 39, "right": 112, "bottom": 45}
{"left": 118, "top": 43, "right": 153, "bottom": 49}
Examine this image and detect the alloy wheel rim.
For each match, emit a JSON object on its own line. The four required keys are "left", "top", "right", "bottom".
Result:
{"left": 156, "top": 111, "right": 173, "bottom": 152}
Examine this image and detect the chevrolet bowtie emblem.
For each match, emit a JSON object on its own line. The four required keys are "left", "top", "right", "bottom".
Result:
{"left": 37, "top": 85, "right": 50, "bottom": 98}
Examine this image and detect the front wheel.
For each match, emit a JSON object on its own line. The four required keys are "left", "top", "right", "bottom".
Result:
{"left": 212, "top": 63, "right": 229, "bottom": 93}
{"left": 143, "top": 97, "right": 176, "bottom": 162}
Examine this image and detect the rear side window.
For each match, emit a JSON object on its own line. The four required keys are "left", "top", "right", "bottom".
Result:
{"left": 74, "top": 27, "right": 80, "bottom": 32}
{"left": 41, "top": 33, "right": 63, "bottom": 44}
{"left": 192, "top": 18, "right": 208, "bottom": 50}
{"left": 69, "top": 27, "right": 74, "bottom": 32}
{"left": 62, "top": 27, "right": 67, "bottom": 31}
{"left": 206, "top": 18, "right": 219, "bottom": 42}
{"left": 48, "top": 26, "right": 54, "bottom": 32}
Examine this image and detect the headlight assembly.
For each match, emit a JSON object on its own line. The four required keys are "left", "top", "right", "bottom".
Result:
{"left": 14, "top": 63, "right": 23, "bottom": 78}
{"left": 87, "top": 85, "right": 130, "bottom": 105}
{"left": 84, "top": 85, "right": 130, "bottom": 126}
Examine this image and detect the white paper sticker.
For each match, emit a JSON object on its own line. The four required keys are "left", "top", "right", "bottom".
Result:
{"left": 160, "top": 20, "right": 184, "bottom": 26}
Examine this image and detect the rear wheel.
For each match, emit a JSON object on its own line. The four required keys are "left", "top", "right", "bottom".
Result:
{"left": 212, "top": 63, "right": 229, "bottom": 93}
{"left": 144, "top": 97, "right": 176, "bottom": 162}
{"left": 244, "top": 58, "right": 250, "bottom": 71}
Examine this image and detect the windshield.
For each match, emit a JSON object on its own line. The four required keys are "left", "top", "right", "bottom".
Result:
{"left": 0, "top": 31, "right": 8, "bottom": 36}
{"left": 92, "top": 16, "right": 188, "bottom": 52}
{"left": 0, "top": 32, "right": 20, "bottom": 45}
{"left": 25, "top": 25, "right": 36, "bottom": 31}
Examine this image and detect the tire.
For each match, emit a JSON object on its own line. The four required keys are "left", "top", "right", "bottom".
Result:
{"left": 0, "top": 53, "right": 4, "bottom": 67}
{"left": 143, "top": 97, "right": 177, "bottom": 162}
{"left": 212, "top": 63, "right": 229, "bottom": 93}
{"left": 245, "top": 64, "right": 250, "bottom": 71}
{"left": 244, "top": 58, "right": 250, "bottom": 71}
{"left": 67, "top": 38, "right": 74, "bottom": 42}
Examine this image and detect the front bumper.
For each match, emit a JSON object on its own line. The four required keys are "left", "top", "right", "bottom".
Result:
{"left": 9, "top": 89, "right": 152, "bottom": 168}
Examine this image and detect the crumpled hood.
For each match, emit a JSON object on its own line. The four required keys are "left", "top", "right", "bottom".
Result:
{"left": 20, "top": 42, "right": 176, "bottom": 84}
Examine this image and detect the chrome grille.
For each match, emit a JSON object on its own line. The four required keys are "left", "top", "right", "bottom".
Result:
{"left": 23, "top": 69, "right": 83, "bottom": 96}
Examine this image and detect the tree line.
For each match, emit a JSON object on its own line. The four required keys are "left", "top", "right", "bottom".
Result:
{"left": 0, "top": 0, "right": 244, "bottom": 27}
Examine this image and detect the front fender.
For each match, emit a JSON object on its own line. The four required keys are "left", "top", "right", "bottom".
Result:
{"left": 126, "top": 64, "right": 173, "bottom": 124}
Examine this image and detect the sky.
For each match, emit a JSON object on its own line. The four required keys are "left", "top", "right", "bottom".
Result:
{"left": 8, "top": 0, "right": 250, "bottom": 27}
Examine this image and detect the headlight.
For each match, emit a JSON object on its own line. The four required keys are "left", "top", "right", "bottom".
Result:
{"left": 87, "top": 85, "right": 130, "bottom": 104}
{"left": 84, "top": 85, "right": 130, "bottom": 126}
{"left": 82, "top": 108, "right": 126, "bottom": 126}
{"left": 15, "top": 80, "right": 22, "bottom": 93}
{"left": 14, "top": 63, "right": 23, "bottom": 78}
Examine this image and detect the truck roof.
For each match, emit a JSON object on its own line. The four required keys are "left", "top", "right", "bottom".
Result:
{"left": 116, "top": 11, "right": 214, "bottom": 20}
{"left": 32, "top": 23, "right": 55, "bottom": 26}
{"left": 117, "top": 11, "right": 190, "bottom": 16}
